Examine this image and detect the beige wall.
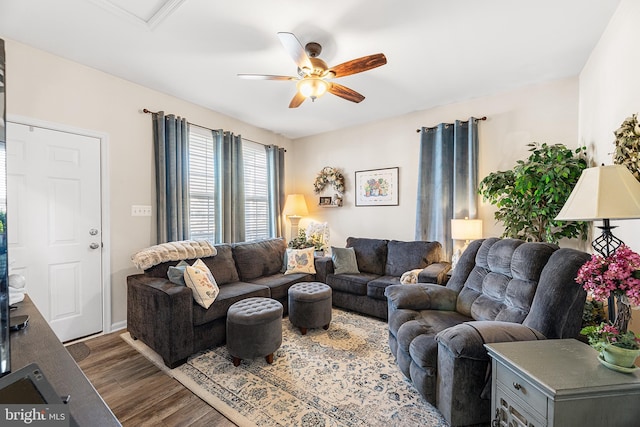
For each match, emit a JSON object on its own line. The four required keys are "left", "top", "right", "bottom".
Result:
{"left": 579, "top": 0, "right": 640, "bottom": 329}
{"left": 3, "top": 38, "right": 293, "bottom": 329}
{"left": 291, "top": 78, "right": 581, "bottom": 251}
{"left": 7, "top": 0, "right": 633, "bottom": 332}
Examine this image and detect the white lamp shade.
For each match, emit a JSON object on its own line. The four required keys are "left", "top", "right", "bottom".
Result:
{"left": 283, "top": 194, "right": 309, "bottom": 217}
{"left": 555, "top": 165, "right": 640, "bottom": 221}
{"left": 451, "top": 218, "right": 483, "bottom": 241}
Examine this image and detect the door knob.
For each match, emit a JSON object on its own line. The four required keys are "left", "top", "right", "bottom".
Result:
{"left": 89, "top": 242, "right": 100, "bottom": 249}
{"left": 89, "top": 228, "right": 99, "bottom": 236}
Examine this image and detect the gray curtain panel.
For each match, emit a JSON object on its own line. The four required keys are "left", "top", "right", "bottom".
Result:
{"left": 153, "top": 112, "right": 190, "bottom": 243}
{"left": 266, "top": 145, "right": 286, "bottom": 238}
{"left": 214, "top": 130, "right": 245, "bottom": 243}
{"left": 415, "top": 118, "right": 478, "bottom": 260}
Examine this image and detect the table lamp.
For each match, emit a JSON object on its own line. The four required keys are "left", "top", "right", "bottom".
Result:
{"left": 283, "top": 194, "right": 309, "bottom": 239}
{"left": 451, "top": 217, "right": 483, "bottom": 269}
{"left": 555, "top": 164, "right": 640, "bottom": 321}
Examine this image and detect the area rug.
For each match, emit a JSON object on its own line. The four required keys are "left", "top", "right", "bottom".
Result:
{"left": 65, "top": 341, "right": 91, "bottom": 362}
{"left": 122, "top": 308, "right": 448, "bottom": 427}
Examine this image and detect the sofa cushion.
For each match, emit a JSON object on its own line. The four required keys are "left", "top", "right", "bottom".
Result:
{"left": 167, "top": 260, "right": 189, "bottom": 286}
{"left": 250, "top": 273, "right": 313, "bottom": 301}
{"left": 456, "top": 239, "right": 559, "bottom": 322}
{"left": 184, "top": 259, "right": 220, "bottom": 309}
{"left": 346, "top": 237, "right": 388, "bottom": 275}
{"left": 396, "top": 311, "right": 472, "bottom": 355}
{"left": 326, "top": 272, "right": 379, "bottom": 296}
{"left": 367, "top": 275, "right": 402, "bottom": 300}
{"left": 233, "top": 238, "right": 286, "bottom": 281}
{"left": 192, "top": 281, "right": 270, "bottom": 326}
{"left": 284, "top": 247, "right": 316, "bottom": 275}
{"left": 385, "top": 240, "right": 442, "bottom": 277}
{"left": 201, "top": 244, "right": 239, "bottom": 285}
{"left": 331, "top": 247, "right": 360, "bottom": 274}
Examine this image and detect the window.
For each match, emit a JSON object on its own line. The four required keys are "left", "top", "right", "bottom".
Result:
{"left": 243, "top": 140, "right": 269, "bottom": 241}
{"left": 188, "top": 127, "right": 270, "bottom": 242}
{"left": 188, "top": 126, "right": 216, "bottom": 241}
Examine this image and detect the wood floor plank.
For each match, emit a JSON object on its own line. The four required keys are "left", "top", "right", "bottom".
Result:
{"left": 75, "top": 331, "right": 237, "bottom": 427}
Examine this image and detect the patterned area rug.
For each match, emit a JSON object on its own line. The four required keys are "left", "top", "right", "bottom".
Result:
{"left": 122, "top": 308, "right": 448, "bottom": 427}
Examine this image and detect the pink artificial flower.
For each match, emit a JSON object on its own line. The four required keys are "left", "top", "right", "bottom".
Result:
{"left": 576, "top": 245, "right": 640, "bottom": 306}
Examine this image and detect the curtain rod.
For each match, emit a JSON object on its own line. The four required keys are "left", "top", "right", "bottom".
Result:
{"left": 416, "top": 116, "right": 487, "bottom": 133}
{"left": 142, "top": 108, "right": 274, "bottom": 148}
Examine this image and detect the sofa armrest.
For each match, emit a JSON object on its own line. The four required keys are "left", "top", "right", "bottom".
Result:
{"left": 314, "top": 256, "right": 334, "bottom": 283}
{"left": 384, "top": 283, "right": 458, "bottom": 311}
{"left": 126, "top": 273, "right": 195, "bottom": 368}
{"left": 417, "top": 262, "right": 452, "bottom": 285}
{"left": 435, "top": 321, "right": 546, "bottom": 361}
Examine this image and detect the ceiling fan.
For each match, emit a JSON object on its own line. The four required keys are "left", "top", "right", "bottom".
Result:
{"left": 238, "top": 32, "right": 387, "bottom": 108}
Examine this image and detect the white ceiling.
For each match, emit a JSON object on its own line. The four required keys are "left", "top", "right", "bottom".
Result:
{"left": 0, "top": 0, "right": 621, "bottom": 139}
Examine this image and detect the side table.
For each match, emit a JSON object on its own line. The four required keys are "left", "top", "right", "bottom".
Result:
{"left": 485, "top": 339, "right": 640, "bottom": 427}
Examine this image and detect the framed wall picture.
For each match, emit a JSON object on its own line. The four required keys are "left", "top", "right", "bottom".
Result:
{"left": 319, "top": 196, "right": 332, "bottom": 206}
{"left": 355, "top": 167, "right": 399, "bottom": 206}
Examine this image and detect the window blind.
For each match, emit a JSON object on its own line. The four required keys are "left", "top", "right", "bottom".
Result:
{"left": 243, "top": 140, "right": 269, "bottom": 241}
{"left": 188, "top": 126, "right": 215, "bottom": 241}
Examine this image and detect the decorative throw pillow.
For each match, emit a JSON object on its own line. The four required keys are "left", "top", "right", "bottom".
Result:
{"left": 167, "top": 260, "right": 189, "bottom": 286}
{"left": 183, "top": 259, "right": 219, "bottom": 309}
{"left": 284, "top": 247, "right": 316, "bottom": 275}
{"left": 331, "top": 246, "right": 360, "bottom": 275}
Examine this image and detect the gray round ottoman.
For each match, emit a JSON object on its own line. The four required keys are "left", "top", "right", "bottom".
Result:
{"left": 288, "top": 282, "right": 332, "bottom": 335}
{"left": 226, "top": 297, "right": 283, "bottom": 366}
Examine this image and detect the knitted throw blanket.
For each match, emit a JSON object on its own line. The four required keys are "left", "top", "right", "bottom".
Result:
{"left": 132, "top": 240, "right": 217, "bottom": 270}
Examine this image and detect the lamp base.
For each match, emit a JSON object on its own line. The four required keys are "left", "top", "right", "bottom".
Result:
{"left": 289, "top": 216, "right": 302, "bottom": 240}
{"left": 592, "top": 220, "right": 622, "bottom": 258}
{"left": 592, "top": 219, "right": 624, "bottom": 324}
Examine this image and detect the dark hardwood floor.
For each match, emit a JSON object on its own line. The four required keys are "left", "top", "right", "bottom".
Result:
{"left": 73, "top": 331, "right": 236, "bottom": 427}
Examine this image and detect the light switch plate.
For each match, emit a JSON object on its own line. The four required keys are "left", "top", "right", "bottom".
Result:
{"left": 131, "top": 205, "right": 152, "bottom": 216}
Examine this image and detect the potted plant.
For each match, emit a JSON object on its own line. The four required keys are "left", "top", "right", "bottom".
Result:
{"left": 478, "top": 143, "right": 588, "bottom": 243}
{"left": 288, "top": 228, "right": 314, "bottom": 249}
{"left": 288, "top": 228, "right": 325, "bottom": 255}
{"left": 577, "top": 245, "right": 640, "bottom": 370}
{"left": 581, "top": 323, "right": 640, "bottom": 368}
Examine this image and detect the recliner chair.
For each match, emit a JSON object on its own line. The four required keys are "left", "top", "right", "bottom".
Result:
{"left": 385, "top": 238, "right": 590, "bottom": 426}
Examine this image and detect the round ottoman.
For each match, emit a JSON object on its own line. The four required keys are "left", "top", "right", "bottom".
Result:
{"left": 226, "top": 297, "right": 283, "bottom": 366}
{"left": 288, "top": 282, "right": 332, "bottom": 335}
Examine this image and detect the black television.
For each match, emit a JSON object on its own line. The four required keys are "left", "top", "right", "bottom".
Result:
{"left": 0, "top": 38, "right": 9, "bottom": 377}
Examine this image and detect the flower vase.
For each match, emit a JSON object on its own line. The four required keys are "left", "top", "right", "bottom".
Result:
{"left": 613, "top": 294, "right": 632, "bottom": 335}
{"left": 601, "top": 344, "right": 640, "bottom": 369}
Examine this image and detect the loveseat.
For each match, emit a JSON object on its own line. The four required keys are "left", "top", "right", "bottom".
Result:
{"left": 315, "top": 237, "right": 451, "bottom": 320}
{"left": 385, "top": 238, "right": 590, "bottom": 426}
{"left": 127, "top": 237, "right": 314, "bottom": 368}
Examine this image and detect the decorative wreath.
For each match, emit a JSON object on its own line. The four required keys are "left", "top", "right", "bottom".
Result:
{"left": 313, "top": 166, "right": 345, "bottom": 195}
{"left": 613, "top": 113, "right": 640, "bottom": 182}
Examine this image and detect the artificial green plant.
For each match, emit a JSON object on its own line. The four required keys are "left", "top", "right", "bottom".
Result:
{"left": 478, "top": 142, "right": 588, "bottom": 243}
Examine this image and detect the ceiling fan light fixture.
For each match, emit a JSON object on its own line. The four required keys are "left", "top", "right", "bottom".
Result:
{"left": 297, "top": 77, "right": 328, "bottom": 100}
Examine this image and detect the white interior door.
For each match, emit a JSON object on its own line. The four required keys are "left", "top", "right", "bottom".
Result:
{"left": 7, "top": 122, "right": 103, "bottom": 342}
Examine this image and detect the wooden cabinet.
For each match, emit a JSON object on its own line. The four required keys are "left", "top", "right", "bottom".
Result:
{"left": 486, "top": 339, "right": 640, "bottom": 427}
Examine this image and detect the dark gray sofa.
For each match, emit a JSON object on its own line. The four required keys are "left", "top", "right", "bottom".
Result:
{"left": 127, "top": 237, "right": 313, "bottom": 368}
{"left": 385, "top": 238, "right": 590, "bottom": 426}
{"left": 315, "top": 237, "right": 450, "bottom": 320}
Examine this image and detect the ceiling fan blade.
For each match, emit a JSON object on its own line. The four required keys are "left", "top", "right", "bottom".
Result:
{"left": 277, "top": 32, "right": 313, "bottom": 73}
{"left": 328, "top": 83, "right": 365, "bottom": 103}
{"left": 329, "top": 53, "right": 387, "bottom": 78}
{"left": 288, "top": 92, "right": 306, "bottom": 108}
{"left": 237, "top": 74, "right": 297, "bottom": 81}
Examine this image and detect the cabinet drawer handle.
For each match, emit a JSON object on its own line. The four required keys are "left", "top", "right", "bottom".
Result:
{"left": 512, "top": 382, "right": 522, "bottom": 390}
